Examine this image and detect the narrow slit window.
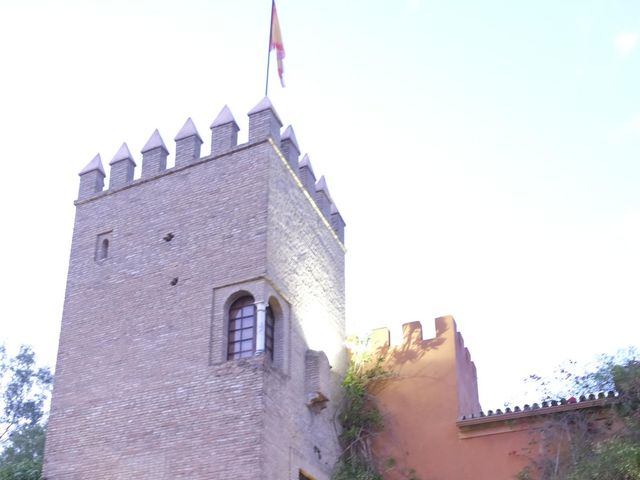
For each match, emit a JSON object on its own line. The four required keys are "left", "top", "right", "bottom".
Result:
{"left": 95, "top": 231, "right": 113, "bottom": 262}
{"left": 100, "top": 239, "right": 109, "bottom": 260}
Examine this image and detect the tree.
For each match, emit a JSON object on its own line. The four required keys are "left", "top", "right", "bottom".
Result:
{"left": 0, "top": 345, "right": 52, "bottom": 480}
{"left": 518, "top": 350, "right": 640, "bottom": 480}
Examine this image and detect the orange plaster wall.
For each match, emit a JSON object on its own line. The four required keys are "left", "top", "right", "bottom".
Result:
{"left": 370, "top": 316, "right": 532, "bottom": 480}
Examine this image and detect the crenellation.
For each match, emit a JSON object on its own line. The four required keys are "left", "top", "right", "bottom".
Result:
{"left": 369, "top": 319, "right": 460, "bottom": 350}
{"left": 314, "top": 176, "right": 331, "bottom": 220}
{"left": 108, "top": 142, "right": 136, "bottom": 189}
{"left": 248, "top": 97, "right": 282, "bottom": 145}
{"left": 86, "top": 102, "right": 343, "bottom": 229}
{"left": 280, "top": 125, "right": 300, "bottom": 170}
{"left": 369, "top": 327, "right": 391, "bottom": 352}
{"left": 175, "top": 117, "right": 203, "bottom": 167}
{"left": 78, "top": 154, "right": 106, "bottom": 200}
{"left": 140, "top": 129, "right": 169, "bottom": 178}
{"left": 402, "top": 321, "right": 424, "bottom": 345}
{"left": 210, "top": 105, "right": 239, "bottom": 156}
{"left": 330, "top": 204, "right": 345, "bottom": 243}
{"left": 298, "top": 154, "right": 316, "bottom": 198}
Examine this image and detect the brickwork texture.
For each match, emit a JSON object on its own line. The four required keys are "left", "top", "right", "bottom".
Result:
{"left": 44, "top": 99, "right": 346, "bottom": 480}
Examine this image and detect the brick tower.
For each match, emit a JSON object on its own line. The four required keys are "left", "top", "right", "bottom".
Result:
{"left": 44, "top": 98, "right": 346, "bottom": 479}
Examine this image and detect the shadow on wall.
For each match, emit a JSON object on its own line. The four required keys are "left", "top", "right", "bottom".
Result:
{"left": 369, "top": 320, "right": 447, "bottom": 366}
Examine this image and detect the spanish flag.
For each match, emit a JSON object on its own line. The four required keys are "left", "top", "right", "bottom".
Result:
{"left": 269, "top": 0, "right": 286, "bottom": 87}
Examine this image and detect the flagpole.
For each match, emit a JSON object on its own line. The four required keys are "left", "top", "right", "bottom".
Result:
{"left": 265, "top": 0, "right": 275, "bottom": 97}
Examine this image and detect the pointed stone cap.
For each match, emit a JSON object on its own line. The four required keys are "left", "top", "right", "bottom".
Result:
{"left": 141, "top": 129, "right": 169, "bottom": 153}
{"left": 315, "top": 176, "right": 331, "bottom": 198}
{"left": 329, "top": 201, "right": 346, "bottom": 230}
{"left": 248, "top": 97, "right": 282, "bottom": 124}
{"left": 299, "top": 154, "right": 315, "bottom": 176}
{"left": 79, "top": 153, "right": 105, "bottom": 176}
{"left": 281, "top": 125, "right": 299, "bottom": 150}
{"left": 110, "top": 142, "right": 136, "bottom": 165}
{"left": 175, "top": 117, "right": 202, "bottom": 141}
{"left": 211, "top": 105, "right": 239, "bottom": 129}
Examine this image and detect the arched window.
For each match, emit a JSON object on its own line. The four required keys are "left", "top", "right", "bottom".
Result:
{"left": 100, "top": 238, "right": 109, "bottom": 260}
{"left": 227, "top": 296, "right": 277, "bottom": 361}
{"left": 227, "top": 296, "right": 256, "bottom": 360}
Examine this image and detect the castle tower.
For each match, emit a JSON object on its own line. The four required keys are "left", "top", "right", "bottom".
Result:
{"left": 44, "top": 98, "right": 346, "bottom": 480}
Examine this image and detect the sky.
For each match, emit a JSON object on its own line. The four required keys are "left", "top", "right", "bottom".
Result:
{"left": 0, "top": 0, "right": 639, "bottom": 410}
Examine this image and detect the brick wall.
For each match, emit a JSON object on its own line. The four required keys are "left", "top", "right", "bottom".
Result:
{"left": 262, "top": 143, "right": 346, "bottom": 479}
{"left": 45, "top": 104, "right": 346, "bottom": 480}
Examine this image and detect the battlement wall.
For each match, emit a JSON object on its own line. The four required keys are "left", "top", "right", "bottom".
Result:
{"left": 366, "top": 316, "right": 480, "bottom": 417}
{"left": 366, "top": 317, "right": 616, "bottom": 479}
{"left": 77, "top": 97, "right": 345, "bottom": 244}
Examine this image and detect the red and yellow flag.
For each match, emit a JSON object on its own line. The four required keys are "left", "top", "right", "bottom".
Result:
{"left": 270, "top": 0, "right": 286, "bottom": 87}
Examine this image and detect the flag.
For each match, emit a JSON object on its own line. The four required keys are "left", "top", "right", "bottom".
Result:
{"left": 269, "top": 0, "right": 286, "bottom": 87}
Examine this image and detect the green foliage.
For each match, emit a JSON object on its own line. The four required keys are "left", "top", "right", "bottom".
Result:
{"left": 0, "top": 426, "right": 46, "bottom": 480}
{"left": 1, "top": 346, "right": 52, "bottom": 441}
{"left": 0, "top": 345, "right": 51, "bottom": 480}
{"left": 332, "top": 349, "right": 389, "bottom": 480}
{"left": 612, "top": 360, "right": 640, "bottom": 428}
{"left": 333, "top": 347, "right": 421, "bottom": 480}
{"left": 1, "top": 424, "right": 46, "bottom": 465}
{"left": 517, "top": 351, "right": 640, "bottom": 480}
{"left": 566, "top": 437, "right": 640, "bottom": 480}
{"left": 0, "top": 458, "right": 43, "bottom": 480}
{"left": 332, "top": 457, "right": 383, "bottom": 480}
{"left": 516, "top": 467, "right": 533, "bottom": 480}
{"left": 338, "top": 354, "right": 386, "bottom": 451}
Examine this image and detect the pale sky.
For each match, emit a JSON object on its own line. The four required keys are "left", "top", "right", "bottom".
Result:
{"left": 0, "top": 0, "right": 638, "bottom": 410}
